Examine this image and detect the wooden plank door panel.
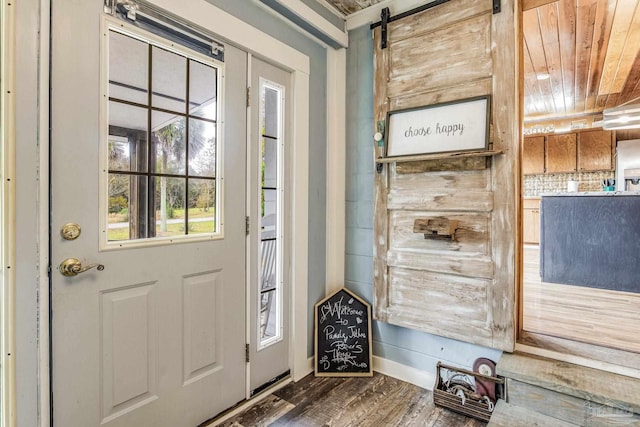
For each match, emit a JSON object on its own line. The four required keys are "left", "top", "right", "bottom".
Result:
{"left": 373, "top": 0, "right": 518, "bottom": 351}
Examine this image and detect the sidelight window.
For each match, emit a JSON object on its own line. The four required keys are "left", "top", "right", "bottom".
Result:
{"left": 104, "top": 26, "right": 222, "bottom": 244}
{"left": 258, "top": 79, "right": 284, "bottom": 348}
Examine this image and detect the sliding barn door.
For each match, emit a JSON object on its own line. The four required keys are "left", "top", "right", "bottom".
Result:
{"left": 373, "top": 0, "right": 519, "bottom": 351}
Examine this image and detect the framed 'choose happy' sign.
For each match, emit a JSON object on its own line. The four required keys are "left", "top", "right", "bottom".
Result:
{"left": 385, "top": 95, "right": 491, "bottom": 157}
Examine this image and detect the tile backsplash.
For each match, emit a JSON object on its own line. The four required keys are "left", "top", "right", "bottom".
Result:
{"left": 523, "top": 171, "right": 615, "bottom": 197}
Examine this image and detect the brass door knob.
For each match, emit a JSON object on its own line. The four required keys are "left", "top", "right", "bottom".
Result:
{"left": 59, "top": 258, "right": 105, "bottom": 277}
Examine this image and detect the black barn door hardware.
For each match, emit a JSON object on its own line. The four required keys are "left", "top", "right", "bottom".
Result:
{"left": 371, "top": 0, "right": 501, "bottom": 49}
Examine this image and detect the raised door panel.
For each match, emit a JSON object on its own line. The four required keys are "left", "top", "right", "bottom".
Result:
{"left": 523, "top": 136, "right": 545, "bottom": 174}
{"left": 546, "top": 133, "right": 577, "bottom": 173}
{"left": 578, "top": 130, "right": 613, "bottom": 171}
{"left": 373, "top": 0, "right": 517, "bottom": 351}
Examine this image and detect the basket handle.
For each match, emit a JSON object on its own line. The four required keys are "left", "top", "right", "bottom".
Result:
{"left": 437, "top": 361, "right": 504, "bottom": 384}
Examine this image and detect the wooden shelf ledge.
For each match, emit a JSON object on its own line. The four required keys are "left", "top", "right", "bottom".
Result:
{"left": 376, "top": 149, "right": 503, "bottom": 164}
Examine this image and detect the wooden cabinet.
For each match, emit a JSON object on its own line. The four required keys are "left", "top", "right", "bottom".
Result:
{"left": 523, "top": 198, "right": 540, "bottom": 244}
{"left": 522, "top": 136, "right": 545, "bottom": 174}
{"left": 578, "top": 129, "right": 614, "bottom": 171}
{"left": 546, "top": 133, "right": 577, "bottom": 173}
{"left": 522, "top": 129, "right": 614, "bottom": 175}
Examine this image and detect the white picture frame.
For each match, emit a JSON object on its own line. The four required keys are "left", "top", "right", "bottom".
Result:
{"left": 385, "top": 96, "right": 491, "bottom": 157}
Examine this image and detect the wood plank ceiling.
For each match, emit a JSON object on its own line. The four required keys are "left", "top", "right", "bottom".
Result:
{"left": 323, "top": 0, "right": 640, "bottom": 125}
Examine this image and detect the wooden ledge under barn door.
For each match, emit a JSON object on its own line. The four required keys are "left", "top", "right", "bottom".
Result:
{"left": 376, "top": 149, "right": 503, "bottom": 164}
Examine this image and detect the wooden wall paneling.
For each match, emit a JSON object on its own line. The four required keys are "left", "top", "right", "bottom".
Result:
{"left": 387, "top": 15, "right": 492, "bottom": 99}
{"left": 387, "top": 189, "right": 493, "bottom": 212}
{"left": 618, "top": 52, "right": 640, "bottom": 105}
{"left": 389, "top": 211, "right": 490, "bottom": 255}
{"left": 372, "top": 0, "right": 517, "bottom": 352}
{"left": 574, "top": 0, "right": 598, "bottom": 113}
{"left": 388, "top": 269, "right": 490, "bottom": 320}
{"left": 395, "top": 157, "right": 487, "bottom": 174}
{"left": 489, "top": 0, "right": 518, "bottom": 351}
{"left": 546, "top": 133, "right": 576, "bottom": 172}
{"left": 390, "top": 78, "right": 493, "bottom": 112}
{"left": 386, "top": 303, "right": 494, "bottom": 344}
{"left": 537, "top": 3, "right": 565, "bottom": 115}
{"left": 578, "top": 130, "right": 613, "bottom": 171}
{"left": 587, "top": 0, "right": 615, "bottom": 112}
{"left": 373, "top": 27, "right": 390, "bottom": 323}
{"left": 522, "top": 136, "right": 545, "bottom": 174}
{"left": 557, "top": 0, "right": 576, "bottom": 116}
{"left": 606, "top": 1, "right": 640, "bottom": 95}
{"left": 520, "top": 0, "right": 640, "bottom": 122}
{"left": 616, "top": 129, "right": 640, "bottom": 141}
{"left": 522, "top": 8, "right": 554, "bottom": 114}
{"left": 388, "top": 0, "right": 491, "bottom": 43}
{"left": 522, "top": 0, "right": 558, "bottom": 11}
{"left": 599, "top": 2, "right": 633, "bottom": 104}
{"left": 387, "top": 251, "right": 494, "bottom": 280}
{"left": 522, "top": 46, "right": 544, "bottom": 117}
{"left": 391, "top": 169, "right": 489, "bottom": 191}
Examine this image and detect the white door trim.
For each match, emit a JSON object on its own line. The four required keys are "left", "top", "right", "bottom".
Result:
{"left": 1, "top": 0, "right": 17, "bottom": 425}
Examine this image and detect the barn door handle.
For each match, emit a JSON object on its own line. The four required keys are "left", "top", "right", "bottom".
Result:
{"left": 59, "top": 258, "right": 105, "bottom": 277}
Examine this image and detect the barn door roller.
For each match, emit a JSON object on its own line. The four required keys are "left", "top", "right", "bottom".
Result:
{"left": 371, "top": 0, "right": 501, "bottom": 49}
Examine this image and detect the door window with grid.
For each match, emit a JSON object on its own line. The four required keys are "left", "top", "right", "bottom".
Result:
{"left": 105, "top": 27, "right": 222, "bottom": 244}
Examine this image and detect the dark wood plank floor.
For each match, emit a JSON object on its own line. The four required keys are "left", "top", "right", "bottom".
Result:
{"left": 212, "top": 373, "right": 487, "bottom": 426}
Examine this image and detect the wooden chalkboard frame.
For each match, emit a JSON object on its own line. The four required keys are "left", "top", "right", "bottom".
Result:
{"left": 314, "top": 288, "right": 373, "bottom": 377}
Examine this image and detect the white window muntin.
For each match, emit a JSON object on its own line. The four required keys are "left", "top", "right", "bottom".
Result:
{"left": 100, "top": 16, "right": 225, "bottom": 250}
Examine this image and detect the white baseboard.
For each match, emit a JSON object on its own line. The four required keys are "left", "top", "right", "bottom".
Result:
{"left": 373, "top": 356, "right": 435, "bottom": 391}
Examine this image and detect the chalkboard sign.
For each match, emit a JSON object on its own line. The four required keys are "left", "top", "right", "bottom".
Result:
{"left": 314, "top": 288, "right": 372, "bottom": 377}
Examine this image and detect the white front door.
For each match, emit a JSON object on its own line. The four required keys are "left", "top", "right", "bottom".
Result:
{"left": 248, "top": 57, "right": 291, "bottom": 393}
{"left": 51, "top": 2, "right": 246, "bottom": 426}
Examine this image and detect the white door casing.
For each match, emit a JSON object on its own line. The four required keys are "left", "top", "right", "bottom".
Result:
{"left": 51, "top": 3, "right": 247, "bottom": 426}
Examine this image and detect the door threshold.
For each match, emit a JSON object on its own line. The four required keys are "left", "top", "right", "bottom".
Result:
{"left": 517, "top": 332, "right": 640, "bottom": 379}
{"left": 199, "top": 374, "right": 292, "bottom": 427}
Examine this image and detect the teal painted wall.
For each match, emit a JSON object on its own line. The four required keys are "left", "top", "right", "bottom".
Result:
{"left": 345, "top": 25, "right": 502, "bottom": 373}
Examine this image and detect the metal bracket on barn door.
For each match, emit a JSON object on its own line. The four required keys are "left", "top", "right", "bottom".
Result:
{"left": 372, "top": 0, "right": 501, "bottom": 50}
{"left": 380, "top": 7, "right": 390, "bottom": 49}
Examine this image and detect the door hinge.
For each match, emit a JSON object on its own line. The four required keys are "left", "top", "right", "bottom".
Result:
{"left": 246, "top": 86, "right": 251, "bottom": 108}
{"left": 246, "top": 216, "right": 250, "bottom": 235}
{"left": 245, "top": 343, "right": 250, "bottom": 363}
